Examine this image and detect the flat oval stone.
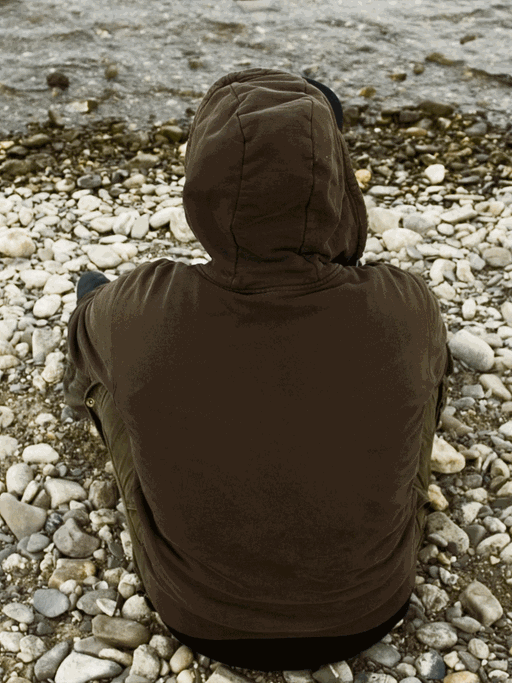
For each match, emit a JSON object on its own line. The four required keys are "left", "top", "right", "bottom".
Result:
{"left": 53, "top": 518, "right": 100, "bottom": 558}
{"left": 55, "top": 651, "right": 122, "bottom": 683}
{"left": 33, "top": 588, "right": 70, "bottom": 618}
{"left": 92, "top": 615, "right": 150, "bottom": 649}
{"left": 0, "top": 492, "right": 47, "bottom": 540}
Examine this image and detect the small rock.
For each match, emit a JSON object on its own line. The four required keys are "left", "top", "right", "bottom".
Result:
{"left": 43, "top": 274, "right": 75, "bottom": 295}
{"left": 33, "top": 294, "right": 62, "bottom": 318}
{"left": 34, "top": 641, "right": 71, "bottom": 681}
{"left": 88, "top": 479, "right": 118, "bottom": 509}
{"left": 55, "top": 651, "right": 122, "bottom": 683}
{"left": 33, "top": 588, "right": 71, "bottom": 618}
{"left": 415, "top": 622, "right": 458, "bottom": 649}
{"left": 448, "top": 329, "right": 494, "bottom": 372}
{"left": 368, "top": 207, "right": 400, "bottom": 234}
{"left": 0, "top": 492, "right": 47, "bottom": 540}
{"left": 0, "top": 434, "right": 18, "bottom": 459}
{"left": 22, "top": 443, "right": 59, "bottom": 464}
{"left": 170, "top": 644, "right": 195, "bottom": 674}
{"left": 18, "top": 634, "right": 47, "bottom": 662}
{"left": 20, "top": 269, "right": 51, "bottom": 289}
{"left": 105, "top": 64, "right": 119, "bottom": 79}
{"left": 77, "top": 174, "right": 102, "bottom": 189}
{"left": 0, "top": 406, "right": 15, "bottom": 429}
{"left": 92, "top": 614, "right": 151, "bottom": 648}
{"left": 76, "top": 588, "right": 118, "bottom": 615}
{"left": 459, "top": 580, "right": 503, "bottom": 627}
{"left": 47, "top": 72, "right": 70, "bottom": 89}
{"left": 86, "top": 244, "right": 124, "bottom": 268}
{"left": 48, "top": 558, "right": 97, "bottom": 588}
{"left": 121, "top": 594, "right": 152, "bottom": 621}
{"left": 45, "top": 478, "right": 87, "bottom": 508}
{"left": 53, "top": 517, "right": 101, "bottom": 557}
{"left": 431, "top": 435, "right": 466, "bottom": 473}
{"left": 131, "top": 214, "right": 150, "bottom": 239}
{"left": 2, "top": 602, "right": 35, "bottom": 624}
{"left": 6, "top": 462, "right": 34, "bottom": 496}
{"left": 424, "top": 164, "right": 446, "bottom": 184}
{"left": 22, "top": 133, "right": 51, "bottom": 148}
{"left": 131, "top": 644, "right": 161, "bottom": 682}
{"left": 0, "top": 229, "right": 36, "bottom": 257}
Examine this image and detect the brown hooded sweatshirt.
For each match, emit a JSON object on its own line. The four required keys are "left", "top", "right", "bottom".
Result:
{"left": 63, "top": 68, "right": 451, "bottom": 640}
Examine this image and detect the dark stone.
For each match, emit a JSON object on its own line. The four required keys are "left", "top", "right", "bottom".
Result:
{"left": 399, "top": 110, "right": 421, "bottom": 124}
{"left": 22, "top": 133, "right": 52, "bottom": 148}
{"left": 77, "top": 174, "right": 102, "bottom": 189}
{"left": 0, "top": 159, "right": 33, "bottom": 177}
{"left": 46, "top": 72, "right": 70, "bottom": 89}
{"left": 7, "top": 145, "right": 29, "bottom": 157}
{"left": 111, "top": 169, "right": 129, "bottom": 184}
{"left": 418, "top": 100, "right": 456, "bottom": 117}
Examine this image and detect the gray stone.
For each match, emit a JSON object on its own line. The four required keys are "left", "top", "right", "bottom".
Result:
{"left": 170, "top": 644, "right": 195, "bottom": 674}
{"left": 0, "top": 229, "right": 36, "bottom": 257}
{"left": 77, "top": 588, "right": 118, "bottom": 615}
{"left": 2, "top": 602, "right": 35, "bottom": 624}
{"left": 53, "top": 518, "right": 101, "bottom": 557}
{"left": 448, "top": 329, "right": 494, "bottom": 372}
{"left": 131, "top": 644, "right": 161, "bottom": 682}
{"left": 26, "top": 532, "right": 51, "bottom": 553}
{"left": 415, "top": 651, "right": 446, "bottom": 679}
{"left": 77, "top": 174, "right": 102, "bottom": 189}
{"left": 33, "top": 588, "right": 71, "bottom": 617}
{"left": 45, "top": 478, "right": 87, "bottom": 508}
{"left": 361, "top": 641, "right": 401, "bottom": 666}
{"left": 481, "top": 246, "right": 512, "bottom": 267}
{"left": 86, "top": 244, "right": 123, "bottom": 268}
{"left": 6, "top": 462, "right": 34, "bottom": 496}
{"left": 55, "top": 651, "right": 122, "bottom": 683}
{"left": 426, "top": 511, "right": 470, "bottom": 554}
{"left": 459, "top": 580, "right": 504, "bottom": 627}
{"left": 415, "top": 622, "right": 458, "bottom": 649}
{"left": 89, "top": 479, "right": 118, "bottom": 509}
{"left": 205, "top": 665, "right": 254, "bottom": 683}
{"left": 22, "top": 443, "right": 59, "bottom": 464}
{"left": 33, "top": 293, "right": 62, "bottom": 318}
{"left": 0, "top": 492, "right": 47, "bottom": 540}
{"left": 0, "top": 434, "right": 18, "bottom": 459}
{"left": 34, "top": 641, "right": 71, "bottom": 681}
{"left": 92, "top": 615, "right": 151, "bottom": 649}
{"left": 32, "top": 327, "right": 60, "bottom": 363}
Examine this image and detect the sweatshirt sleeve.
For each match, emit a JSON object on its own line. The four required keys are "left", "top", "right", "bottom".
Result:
{"left": 62, "top": 278, "right": 118, "bottom": 419}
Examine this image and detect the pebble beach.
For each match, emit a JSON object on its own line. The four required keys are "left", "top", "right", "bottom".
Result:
{"left": 1, "top": 97, "right": 512, "bottom": 683}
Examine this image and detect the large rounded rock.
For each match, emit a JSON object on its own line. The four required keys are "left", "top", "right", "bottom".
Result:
{"left": 52, "top": 518, "right": 100, "bottom": 558}
{"left": 0, "top": 229, "right": 36, "bottom": 257}
{"left": 448, "top": 329, "right": 494, "bottom": 372}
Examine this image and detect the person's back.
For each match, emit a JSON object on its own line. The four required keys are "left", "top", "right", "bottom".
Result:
{"left": 64, "top": 67, "right": 452, "bottom": 671}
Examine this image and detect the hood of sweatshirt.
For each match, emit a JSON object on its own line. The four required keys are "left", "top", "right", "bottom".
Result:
{"left": 183, "top": 67, "right": 368, "bottom": 292}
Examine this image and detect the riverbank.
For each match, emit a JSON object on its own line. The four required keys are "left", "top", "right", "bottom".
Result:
{"left": 1, "top": 100, "right": 512, "bottom": 682}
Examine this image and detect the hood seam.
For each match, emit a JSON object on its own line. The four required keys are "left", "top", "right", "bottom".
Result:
{"left": 194, "top": 262, "right": 343, "bottom": 295}
{"left": 300, "top": 94, "right": 320, "bottom": 280}
{"left": 228, "top": 83, "right": 244, "bottom": 289}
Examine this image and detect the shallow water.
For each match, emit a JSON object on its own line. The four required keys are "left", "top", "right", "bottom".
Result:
{"left": 1, "top": 0, "right": 512, "bottom": 132}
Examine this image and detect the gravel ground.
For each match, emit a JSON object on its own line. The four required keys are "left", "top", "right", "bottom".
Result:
{"left": 1, "top": 99, "right": 512, "bottom": 683}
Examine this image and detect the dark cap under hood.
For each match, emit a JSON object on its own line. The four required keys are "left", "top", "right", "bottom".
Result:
{"left": 183, "top": 68, "right": 368, "bottom": 292}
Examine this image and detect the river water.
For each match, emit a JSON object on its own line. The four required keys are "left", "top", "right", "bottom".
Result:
{"left": 1, "top": 0, "right": 512, "bottom": 134}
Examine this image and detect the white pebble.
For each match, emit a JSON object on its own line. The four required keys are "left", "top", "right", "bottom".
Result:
{"left": 20, "top": 269, "right": 51, "bottom": 289}
{"left": 0, "top": 229, "right": 36, "bottom": 258}
{"left": 33, "top": 294, "right": 62, "bottom": 318}
{"left": 425, "top": 164, "right": 446, "bottom": 184}
{"left": 22, "top": 443, "right": 59, "bottom": 464}
{"left": 18, "top": 207, "right": 34, "bottom": 226}
{"left": 43, "top": 275, "right": 75, "bottom": 295}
